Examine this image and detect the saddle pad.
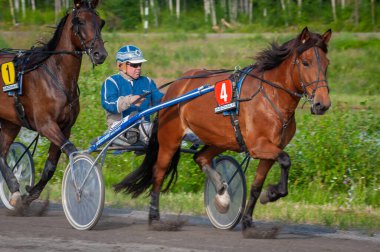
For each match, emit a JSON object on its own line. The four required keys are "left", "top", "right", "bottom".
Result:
{"left": 222, "top": 67, "right": 253, "bottom": 116}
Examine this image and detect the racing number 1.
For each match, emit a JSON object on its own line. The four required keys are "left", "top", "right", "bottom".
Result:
{"left": 1, "top": 62, "right": 16, "bottom": 85}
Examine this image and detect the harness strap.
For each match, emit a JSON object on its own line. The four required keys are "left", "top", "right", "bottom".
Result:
{"left": 227, "top": 68, "right": 249, "bottom": 153}
{"left": 229, "top": 113, "right": 248, "bottom": 153}
{"left": 13, "top": 94, "right": 32, "bottom": 129}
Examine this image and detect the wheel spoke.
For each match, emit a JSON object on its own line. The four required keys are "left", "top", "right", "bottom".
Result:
{"left": 62, "top": 154, "right": 104, "bottom": 230}
{"left": 204, "top": 156, "right": 246, "bottom": 230}
{"left": 0, "top": 142, "right": 35, "bottom": 210}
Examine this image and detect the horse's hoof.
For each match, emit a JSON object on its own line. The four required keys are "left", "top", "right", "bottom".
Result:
{"left": 25, "top": 185, "right": 32, "bottom": 193}
{"left": 259, "top": 191, "right": 270, "bottom": 204}
{"left": 242, "top": 226, "right": 280, "bottom": 239}
{"left": 22, "top": 193, "right": 39, "bottom": 207}
{"left": 149, "top": 219, "right": 186, "bottom": 231}
{"left": 9, "top": 191, "right": 22, "bottom": 208}
{"left": 214, "top": 190, "right": 230, "bottom": 214}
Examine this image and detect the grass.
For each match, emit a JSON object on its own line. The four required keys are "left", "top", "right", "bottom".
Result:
{"left": 1, "top": 31, "right": 379, "bottom": 232}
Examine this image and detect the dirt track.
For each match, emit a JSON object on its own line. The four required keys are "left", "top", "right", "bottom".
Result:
{"left": 0, "top": 202, "right": 378, "bottom": 252}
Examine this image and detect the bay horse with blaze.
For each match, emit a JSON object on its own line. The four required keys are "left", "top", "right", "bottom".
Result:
{"left": 0, "top": 0, "right": 107, "bottom": 208}
{"left": 114, "top": 27, "right": 332, "bottom": 237}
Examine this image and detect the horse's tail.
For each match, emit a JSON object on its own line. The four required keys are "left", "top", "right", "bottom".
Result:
{"left": 113, "top": 118, "right": 180, "bottom": 198}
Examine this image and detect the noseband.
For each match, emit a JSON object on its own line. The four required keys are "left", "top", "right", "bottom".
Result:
{"left": 292, "top": 47, "right": 329, "bottom": 104}
{"left": 72, "top": 7, "right": 104, "bottom": 65}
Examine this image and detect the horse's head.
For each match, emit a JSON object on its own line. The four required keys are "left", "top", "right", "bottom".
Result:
{"left": 70, "top": 0, "right": 108, "bottom": 65}
{"left": 293, "top": 27, "right": 332, "bottom": 115}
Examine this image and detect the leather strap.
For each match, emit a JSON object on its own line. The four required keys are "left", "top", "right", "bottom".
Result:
{"left": 13, "top": 94, "right": 32, "bottom": 129}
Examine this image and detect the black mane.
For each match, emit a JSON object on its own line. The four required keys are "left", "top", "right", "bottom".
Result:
{"left": 254, "top": 31, "right": 329, "bottom": 72}
{"left": 17, "top": 13, "right": 69, "bottom": 70}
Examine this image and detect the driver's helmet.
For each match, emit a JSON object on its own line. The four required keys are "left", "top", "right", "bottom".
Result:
{"left": 116, "top": 45, "right": 147, "bottom": 64}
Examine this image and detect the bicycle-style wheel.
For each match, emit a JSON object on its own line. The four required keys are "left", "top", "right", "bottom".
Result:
{"left": 62, "top": 154, "right": 104, "bottom": 230}
{"left": 0, "top": 142, "right": 35, "bottom": 210}
{"left": 204, "top": 155, "right": 246, "bottom": 230}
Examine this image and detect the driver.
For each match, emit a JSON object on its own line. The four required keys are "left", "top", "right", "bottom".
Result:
{"left": 101, "top": 45, "right": 163, "bottom": 146}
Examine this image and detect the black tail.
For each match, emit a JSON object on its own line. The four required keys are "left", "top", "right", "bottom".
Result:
{"left": 113, "top": 118, "right": 180, "bottom": 198}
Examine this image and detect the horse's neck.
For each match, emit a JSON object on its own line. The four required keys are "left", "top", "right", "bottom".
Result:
{"left": 262, "top": 61, "right": 300, "bottom": 115}
{"left": 48, "top": 29, "right": 82, "bottom": 94}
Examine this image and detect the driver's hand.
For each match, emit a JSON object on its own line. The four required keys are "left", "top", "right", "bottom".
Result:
{"left": 130, "top": 95, "right": 145, "bottom": 106}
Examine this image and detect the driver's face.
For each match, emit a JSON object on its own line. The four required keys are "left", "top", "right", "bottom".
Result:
{"left": 119, "top": 62, "right": 142, "bottom": 80}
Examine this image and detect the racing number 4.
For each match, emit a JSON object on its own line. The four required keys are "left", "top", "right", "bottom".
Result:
{"left": 215, "top": 79, "right": 233, "bottom": 106}
{"left": 219, "top": 82, "right": 228, "bottom": 102}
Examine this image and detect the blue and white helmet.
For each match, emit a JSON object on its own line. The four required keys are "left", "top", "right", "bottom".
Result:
{"left": 116, "top": 45, "right": 147, "bottom": 64}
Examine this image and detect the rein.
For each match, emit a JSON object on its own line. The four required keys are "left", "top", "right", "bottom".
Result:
{"left": 237, "top": 68, "right": 304, "bottom": 99}
{"left": 132, "top": 69, "right": 234, "bottom": 105}
{"left": 0, "top": 48, "right": 85, "bottom": 74}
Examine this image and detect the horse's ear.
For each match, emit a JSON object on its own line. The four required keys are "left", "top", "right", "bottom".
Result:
{"left": 74, "top": 0, "right": 81, "bottom": 9}
{"left": 91, "top": 0, "right": 99, "bottom": 8}
{"left": 299, "top": 27, "right": 310, "bottom": 44}
{"left": 322, "top": 29, "right": 332, "bottom": 44}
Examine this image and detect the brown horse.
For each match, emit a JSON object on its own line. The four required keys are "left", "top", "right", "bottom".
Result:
{"left": 0, "top": 0, "right": 107, "bottom": 208}
{"left": 114, "top": 27, "right": 331, "bottom": 236}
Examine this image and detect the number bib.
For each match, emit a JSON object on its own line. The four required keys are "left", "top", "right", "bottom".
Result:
{"left": 214, "top": 79, "right": 236, "bottom": 113}
{"left": 1, "top": 62, "right": 19, "bottom": 92}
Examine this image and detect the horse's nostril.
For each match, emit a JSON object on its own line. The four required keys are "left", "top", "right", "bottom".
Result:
{"left": 314, "top": 102, "right": 321, "bottom": 110}
{"left": 93, "top": 52, "right": 100, "bottom": 59}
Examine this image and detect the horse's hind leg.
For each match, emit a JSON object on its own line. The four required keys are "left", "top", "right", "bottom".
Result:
{"left": 149, "top": 141, "right": 182, "bottom": 223}
{"left": 241, "top": 159, "right": 274, "bottom": 229}
{"left": 0, "top": 120, "right": 21, "bottom": 206}
{"left": 149, "top": 116, "right": 185, "bottom": 224}
{"left": 193, "top": 146, "right": 229, "bottom": 213}
{"left": 194, "top": 146, "right": 225, "bottom": 193}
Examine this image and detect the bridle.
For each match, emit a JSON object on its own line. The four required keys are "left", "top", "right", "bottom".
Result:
{"left": 72, "top": 7, "right": 104, "bottom": 66}
{"left": 292, "top": 46, "right": 330, "bottom": 105}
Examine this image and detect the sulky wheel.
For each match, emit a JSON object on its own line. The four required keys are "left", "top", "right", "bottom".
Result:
{"left": 204, "top": 155, "right": 246, "bottom": 230}
{"left": 0, "top": 142, "right": 35, "bottom": 210}
{"left": 62, "top": 154, "right": 104, "bottom": 230}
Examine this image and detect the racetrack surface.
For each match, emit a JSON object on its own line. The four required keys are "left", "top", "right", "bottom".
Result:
{"left": 0, "top": 201, "right": 378, "bottom": 252}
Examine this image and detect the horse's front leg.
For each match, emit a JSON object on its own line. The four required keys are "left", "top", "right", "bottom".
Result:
{"left": 25, "top": 124, "right": 77, "bottom": 205}
{"left": 0, "top": 120, "right": 21, "bottom": 206}
{"left": 24, "top": 143, "right": 62, "bottom": 205}
{"left": 259, "top": 152, "right": 291, "bottom": 204}
{"left": 259, "top": 119, "right": 295, "bottom": 205}
{"left": 242, "top": 139, "right": 290, "bottom": 237}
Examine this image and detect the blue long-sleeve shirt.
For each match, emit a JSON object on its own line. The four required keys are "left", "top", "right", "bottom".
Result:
{"left": 101, "top": 73, "right": 163, "bottom": 121}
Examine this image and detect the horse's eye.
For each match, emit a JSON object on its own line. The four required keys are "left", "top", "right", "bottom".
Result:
{"left": 73, "top": 17, "right": 85, "bottom": 26}
{"left": 302, "top": 61, "right": 310, "bottom": 67}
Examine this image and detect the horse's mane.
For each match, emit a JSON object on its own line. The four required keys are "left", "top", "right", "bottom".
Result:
{"left": 254, "top": 31, "right": 329, "bottom": 72}
{"left": 17, "top": 13, "right": 69, "bottom": 70}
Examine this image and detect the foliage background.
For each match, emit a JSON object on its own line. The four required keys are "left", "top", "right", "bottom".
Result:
{"left": 1, "top": 0, "right": 380, "bottom": 32}
{"left": 0, "top": 0, "right": 379, "bottom": 229}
